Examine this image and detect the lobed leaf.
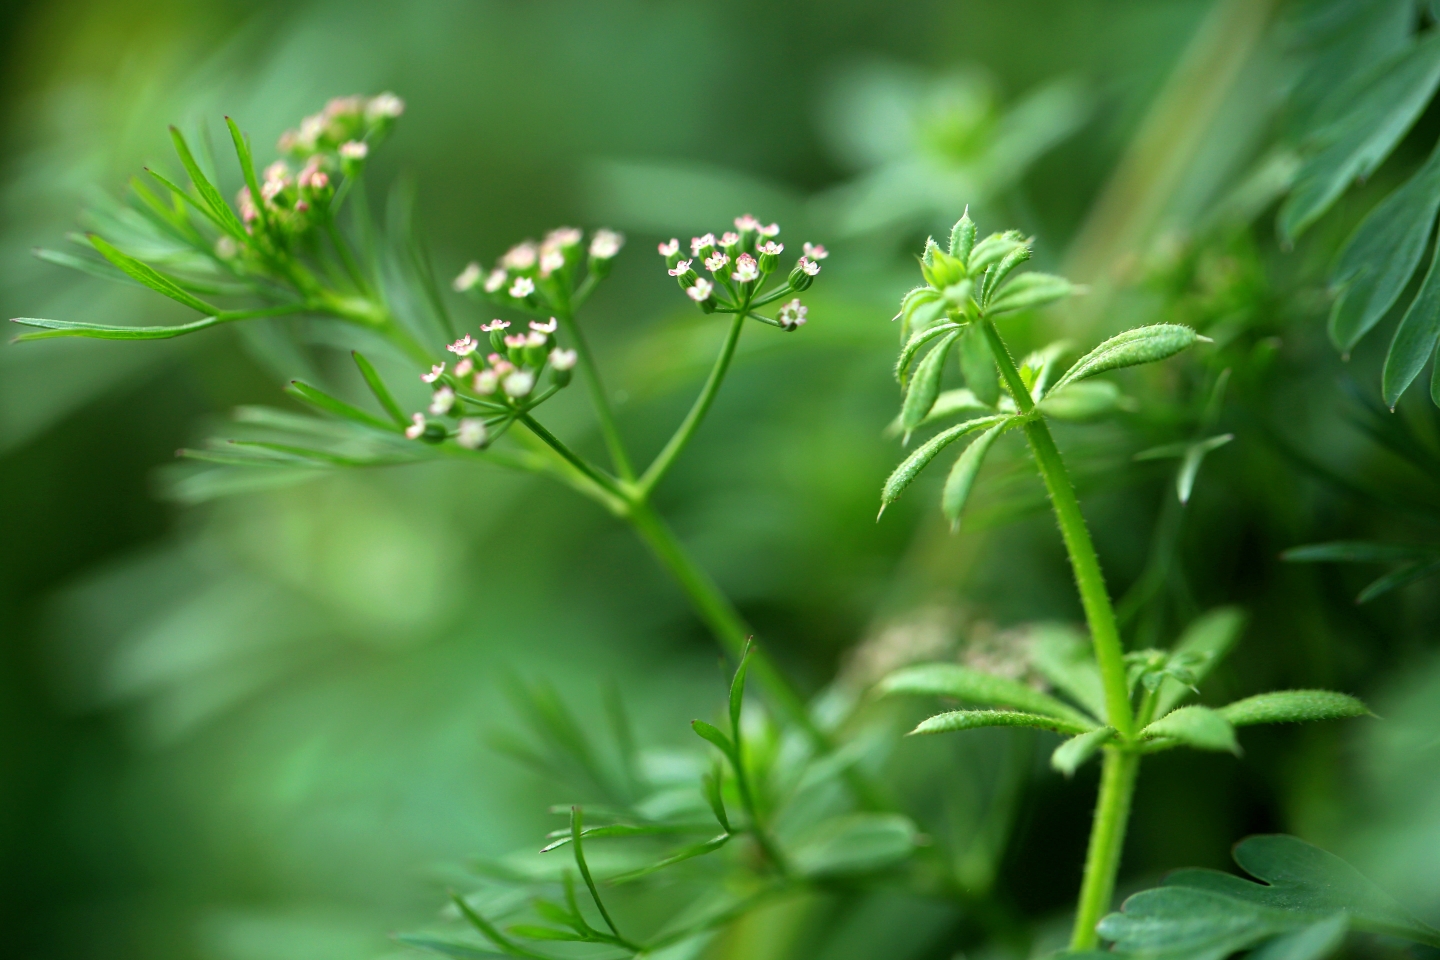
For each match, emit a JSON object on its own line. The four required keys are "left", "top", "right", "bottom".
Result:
{"left": 901, "top": 331, "right": 961, "bottom": 432}
{"left": 878, "top": 661, "right": 1097, "bottom": 728}
{"left": 1051, "top": 324, "right": 1198, "bottom": 393}
{"left": 910, "top": 709, "right": 1093, "bottom": 737}
{"left": 1248, "top": 915, "right": 1350, "bottom": 960}
{"left": 941, "top": 419, "right": 1012, "bottom": 531}
{"left": 985, "top": 272, "right": 1073, "bottom": 316}
{"left": 88, "top": 235, "right": 220, "bottom": 315}
{"left": 1051, "top": 726, "right": 1114, "bottom": 777}
{"left": 1099, "top": 885, "right": 1310, "bottom": 960}
{"left": 1141, "top": 704, "right": 1239, "bottom": 754}
{"left": 878, "top": 415, "right": 1009, "bottom": 514}
{"left": 1218, "top": 690, "right": 1370, "bottom": 727}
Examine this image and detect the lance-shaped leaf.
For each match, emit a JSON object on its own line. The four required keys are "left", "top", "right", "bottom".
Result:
{"left": 879, "top": 415, "right": 1009, "bottom": 516}
{"left": 942, "top": 418, "right": 1012, "bottom": 531}
{"left": 967, "top": 231, "right": 1026, "bottom": 274}
{"left": 1328, "top": 140, "right": 1440, "bottom": 352}
{"left": 1218, "top": 690, "right": 1370, "bottom": 727}
{"left": 979, "top": 245, "right": 1031, "bottom": 305}
{"left": 11, "top": 315, "right": 227, "bottom": 341}
{"left": 1141, "top": 704, "right": 1239, "bottom": 754}
{"left": 895, "top": 320, "right": 960, "bottom": 384}
{"left": 948, "top": 210, "right": 976, "bottom": 262}
{"left": 909, "top": 388, "right": 996, "bottom": 431}
{"left": 911, "top": 709, "right": 1093, "bottom": 737}
{"left": 1282, "top": 541, "right": 1440, "bottom": 603}
{"left": 1157, "top": 835, "right": 1440, "bottom": 947}
{"left": 879, "top": 662, "right": 1097, "bottom": 728}
{"left": 1382, "top": 234, "right": 1440, "bottom": 408}
{"left": 1154, "top": 607, "right": 1245, "bottom": 716}
{"left": 168, "top": 126, "right": 248, "bottom": 239}
{"left": 986, "top": 272, "right": 1073, "bottom": 316}
{"left": 1051, "top": 726, "right": 1115, "bottom": 777}
{"left": 691, "top": 719, "right": 735, "bottom": 759}
{"left": 901, "top": 331, "right": 961, "bottom": 432}
{"left": 1355, "top": 558, "right": 1440, "bottom": 603}
{"left": 1279, "top": 32, "right": 1440, "bottom": 241}
{"left": 226, "top": 116, "right": 268, "bottom": 233}
{"left": 351, "top": 351, "right": 409, "bottom": 426}
{"left": 958, "top": 323, "right": 1000, "bottom": 405}
{"left": 88, "top": 235, "right": 220, "bottom": 315}
{"left": 1137, "top": 434, "right": 1234, "bottom": 504}
{"left": 285, "top": 380, "right": 401, "bottom": 432}
{"left": 1051, "top": 324, "right": 1198, "bottom": 393}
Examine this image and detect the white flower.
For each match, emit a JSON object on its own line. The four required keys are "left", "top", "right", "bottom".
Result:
{"left": 501, "top": 242, "right": 538, "bottom": 270}
{"left": 456, "top": 418, "right": 487, "bottom": 449}
{"left": 365, "top": 92, "right": 405, "bottom": 121}
{"left": 421, "top": 363, "right": 446, "bottom": 383}
{"left": 525, "top": 331, "right": 547, "bottom": 348}
{"left": 719, "top": 231, "right": 740, "bottom": 248}
{"left": 504, "top": 369, "right": 535, "bottom": 397}
{"left": 339, "top": 140, "right": 369, "bottom": 161}
{"left": 215, "top": 236, "right": 239, "bottom": 259}
{"left": 429, "top": 387, "right": 456, "bottom": 415}
{"left": 448, "top": 335, "right": 479, "bottom": 356}
{"left": 759, "top": 240, "right": 783, "bottom": 255}
{"left": 530, "top": 318, "right": 558, "bottom": 333}
{"left": 798, "top": 257, "right": 821, "bottom": 276}
{"left": 734, "top": 214, "right": 761, "bottom": 233}
{"left": 732, "top": 253, "right": 759, "bottom": 283}
{"left": 455, "top": 358, "right": 474, "bottom": 377}
{"left": 589, "top": 229, "right": 623, "bottom": 259}
{"left": 704, "top": 252, "right": 730, "bottom": 273}
{"left": 802, "top": 242, "right": 828, "bottom": 260}
{"left": 549, "top": 348, "right": 578, "bottom": 370}
{"left": 777, "top": 298, "right": 808, "bottom": 330}
{"left": 263, "top": 161, "right": 291, "bottom": 184}
{"left": 658, "top": 238, "right": 680, "bottom": 257}
{"left": 504, "top": 333, "right": 528, "bottom": 348}
{"left": 668, "top": 259, "right": 694, "bottom": 277}
{"left": 687, "top": 277, "right": 714, "bottom": 302}
{"left": 758, "top": 222, "right": 780, "bottom": 237}
{"left": 539, "top": 249, "right": 566, "bottom": 278}
{"left": 481, "top": 319, "right": 510, "bottom": 332}
{"left": 473, "top": 369, "right": 499, "bottom": 394}
{"left": 484, "top": 269, "right": 507, "bottom": 293}
{"left": 405, "top": 413, "right": 427, "bottom": 439}
{"left": 544, "top": 226, "right": 583, "bottom": 249}
{"left": 452, "top": 262, "right": 483, "bottom": 292}
{"left": 509, "top": 276, "right": 535, "bottom": 298}
{"left": 490, "top": 358, "right": 515, "bottom": 376}
{"left": 691, "top": 233, "right": 716, "bottom": 256}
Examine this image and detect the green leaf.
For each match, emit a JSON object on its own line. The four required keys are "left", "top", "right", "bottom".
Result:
{"left": 1328, "top": 141, "right": 1440, "bottom": 352}
{"left": 702, "top": 765, "right": 730, "bottom": 833}
{"left": 225, "top": 116, "right": 268, "bottom": 232}
{"left": 352, "top": 351, "right": 410, "bottom": 426}
{"left": 789, "top": 813, "right": 917, "bottom": 877}
{"left": 1141, "top": 704, "right": 1239, "bottom": 754}
{"left": 948, "top": 210, "right": 976, "bottom": 263}
{"left": 1154, "top": 607, "right": 1245, "bottom": 717}
{"left": 610, "top": 833, "right": 730, "bottom": 883}
{"left": 1028, "top": 624, "right": 1108, "bottom": 722}
{"left": 10, "top": 314, "right": 225, "bottom": 342}
{"left": 967, "top": 231, "right": 1026, "bottom": 274}
{"left": 1162, "top": 834, "right": 1440, "bottom": 946}
{"left": 1248, "top": 915, "right": 1349, "bottom": 960}
{"left": 1099, "top": 886, "right": 1309, "bottom": 960}
{"left": 1282, "top": 540, "right": 1440, "bottom": 564}
{"left": 394, "top": 934, "right": 506, "bottom": 959}
{"left": 878, "top": 415, "right": 1009, "bottom": 514}
{"left": 901, "top": 331, "right": 960, "bottom": 431}
{"left": 878, "top": 661, "right": 1098, "bottom": 727}
{"left": 1037, "top": 380, "right": 1121, "bottom": 421}
{"left": 895, "top": 320, "right": 960, "bottom": 385}
{"left": 144, "top": 167, "right": 238, "bottom": 239}
{"left": 958, "top": 323, "right": 1000, "bottom": 405}
{"left": 1279, "top": 32, "right": 1440, "bottom": 241}
{"left": 88, "top": 235, "right": 220, "bottom": 315}
{"left": 690, "top": 719, "right": 734, "bottom": 758}
{"left": 912, "top": 388, "right": 995, "bottom": 429}
{"left": 985, "top": 272, "right": 1073, "bottom": 316}
{"left": 728, "top": 641, "right": 752, "bottom": 740}
{"left": 941, "top": 419, "right": 1011, "bottom": 531}
{"left": 911, "top": 709, "right": 1093, "bottom": 737}
{"left": 33, "top": 247, "right": 144, "bottom": 289}
{"left": 1051, "top": 726, "right": 1114, "bottom": 777}
{"left": 1176, "top": 433, "right": 1233, "bottom": 504}
{"left": 505, "top": 926, "right": 587, "bottom": 942}
{"left": 285, "top": 380, "right": 401, "bottom": 432}
{"left": 1356, "top": 558, "right": 1440, "bottom": 603}
{"left": 168, "top": 126, "right": 248, "bottom": 239}
{"left": 1220, "top": 690, "right": 1369, "bottom": 727}
{"left": 1051, "top": 324, "right": 1198, "bottom": 393}
{"left": 1382, "top": 234, "right": 1440, "bottom": 408}
{"left": 979, "top": 245, "right": 1031, "bottom": 305}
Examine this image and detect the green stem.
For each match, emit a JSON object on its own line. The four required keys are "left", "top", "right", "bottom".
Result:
{"left": 1070, "top": 748, "right": 1139, "bottom": 949}
{"left": 555, "top": 309, "right": 635, "bottom": 481}
{"left": 519, "top": 413, "right": 627, "bottom": 503}
{"left": 637, "top": 313, "right": 745, "bottom": 497}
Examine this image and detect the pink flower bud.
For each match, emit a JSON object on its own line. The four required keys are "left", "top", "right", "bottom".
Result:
{"left": 455, "top": 358, "right": 474, "bottom": 377}
{"left": 338, "top": 141, "right": 369, "bottom": 161}
{"left": 501, "top": 242, "right": 538, "bottom": 271}
{"left": 589, "top": 229, "right": 623, "bottom": 259}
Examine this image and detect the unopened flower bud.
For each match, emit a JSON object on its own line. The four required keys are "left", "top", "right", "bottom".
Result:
{"left": 455, "top": 357, "right": 474, "bottom": 377}
{"left": 453, "top": 262, "right": 483, "bottom": 292}
{"left": 777, "top": 298, "right": 808, "bottom": 331}
{"left": 456, "top": 417, "right": 487, "bottom": 449}
{"left": 757, "top": 240, "right": 783, "bottom": 273}
{"left": 365, "top": 92, "right": 405, "bottom": 126}
{"left": 429, "top": 386, "right": 456, "bottom": 415}
{"left": 483, "top": 269, "right": 507, "bottom": 293}
{"left": 501, "top": 242, "right": 538, "bottom": 272}
{"left": 538, "top": 248, "right": 566, "bottom": 278}
{"left": 503, "top": 369, "right": 535, "bottom": 398}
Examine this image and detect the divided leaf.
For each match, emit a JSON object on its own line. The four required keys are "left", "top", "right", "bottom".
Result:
{"left": 352, "top": 351, "right": 409, "bottom": 426}
{"left": 168, "top": 126, "right": 248, "bottom": 239}
{"left": 11, "top": 315, "right": 225, "bottom": 341}
{"left": 1051, "top": 324, "right": 1198, "bottom": 393}
{"left": 285, "top": 380, "right": 401, "bottom": 432}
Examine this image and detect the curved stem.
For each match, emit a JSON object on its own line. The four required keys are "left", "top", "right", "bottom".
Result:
{"left": 637, "top": 314, "right": 745, "bottom": 498}
{"left": 519, "top": 413, "right": 627, "bottom": 503}
{"left": 1070, "top": 748, "right": 1139, "bottom": 949}
{"left": 556, "top": 309, "right": 635, "bottom": 481}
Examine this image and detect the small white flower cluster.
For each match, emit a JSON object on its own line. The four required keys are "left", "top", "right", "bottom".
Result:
{"left": 236, "top": 157, "right": 333, "bottom": 238}
{"left": 658, "top": 216, "right": 827, "bottom": 323}
{"left": 404, "top": 317, "right": 579, "bottom": 446}
{"left": 452, "top": 226, "right": 625, "bottom": 304}
{"left": 278, "top": 93, "right": 404, "bottom": 158}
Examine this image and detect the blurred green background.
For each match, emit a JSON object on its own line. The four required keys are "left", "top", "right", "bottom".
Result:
{"left": 3, "top": 2, "right": 1438, "bottom": 959}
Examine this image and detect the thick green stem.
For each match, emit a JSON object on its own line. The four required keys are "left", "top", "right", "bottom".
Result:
{"left": 556, "top": 310, "right": 635, "bottom": 481}
{"left": 1070, "top": 748, "right": 1139, "bottom": 949}
{"left": 637, "top": 314, "right": 746, "bottom": 497}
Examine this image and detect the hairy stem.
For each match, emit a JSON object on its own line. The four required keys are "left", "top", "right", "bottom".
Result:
{"left": 637, "top": 313, "right": 746, "bottom": 497}
{"left": 556, "top": 309, "right": 635, "bottom": 481}
{"left": 1070, "top": 748, "right": 1139, "bottom": 949}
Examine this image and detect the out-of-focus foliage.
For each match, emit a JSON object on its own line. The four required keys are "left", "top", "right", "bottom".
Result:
{"left": 5, "top": 2, "right": 1440, "bottom": 960}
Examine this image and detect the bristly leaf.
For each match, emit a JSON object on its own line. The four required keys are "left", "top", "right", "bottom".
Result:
{"left": 1328, "top": 140, "right": 1440, "bottom": 352}
{"left": 967, "top": 231, "right": 1027, "bottom": 274}
{"left": 1028, "top": 624, "right": 1108, "bottom": 721}
{"left": 1051, "top": 324, "right": 1198, "bottom": 393}
{"left": 168, "top": 126, "right": 248, "bottom": 239}
{"left": 878, "top": 415, "right": 1009, "bottom": 515}
{"left": 1154, "top": 607, "right": 1245, "bottom": 717}
{"left": 948, "top": 209, "right": 976, "bottom": 263}
{"left": 979, "top": 245, "right": 1031, "bottom": 305}
{"left": 691, "top": 719, "right": 735, "bottom": 759}
{"left": 901, "top": 331, "right": 961, "bottom": 432}
{"left": 941, "top": 418, "right": 1012, "bottom": 531}
{"left": 285, "top": 380, "right": 401, "bottom": 432}
{"left": 1051, "top": 726, "right": 1115, "bottom": 777}
{"left": 10, "top": 315, "right": 226, "bottom": 341}
{"left": 958, "top": 323, "right": 1000, "bottom": 406}
{"left": 1141, "top": 704, "right": 1239, "bottom": 754}
{"left": 352, "top": 351, "right": 409, "bottom": 426}
{"left": 878, "top": 662, "right": 1099, "bottom": 728}
{"left": 1382, "top": 234, "right": 1440, "bottom": 408}
{"left": 1219, "top": 690, "right": 1370, "bottom": 727}
{"left": 910, "top": 709, "right": 1094, "bottom": 737}
{"left": 1037, "top": 379, "right": 1122, "bottom": 420}
{"left": 88, "top": 235, "right": 220, "bottom": 315}
{"left": 985, "top": 272, "right": 1073, "bottom": 316}
{"left": 895, "top": 320, "right": 961, "bottom": 385}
